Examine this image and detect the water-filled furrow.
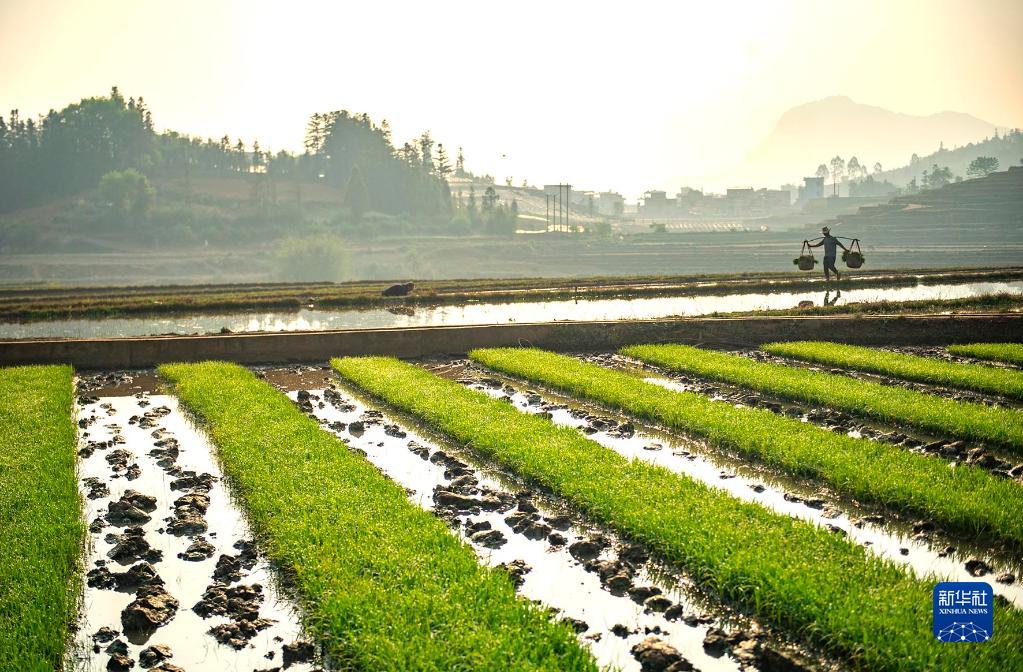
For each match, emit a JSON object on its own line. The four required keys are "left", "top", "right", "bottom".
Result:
{"left": 605, "top": 353, "right": 1023, "bottom": 479}
{"left": 70, "top": 393, "right": 317, "bottom": 671}
{"left": 457, "top": 369, "right": 1023, "bottom": 608}
{"left": 295, "top": 385, "right": 825, "bottom": 672}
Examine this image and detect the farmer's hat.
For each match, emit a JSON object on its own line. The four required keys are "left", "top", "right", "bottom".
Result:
{"left": 822, "top": 226, "right": 831, "bottom": 234}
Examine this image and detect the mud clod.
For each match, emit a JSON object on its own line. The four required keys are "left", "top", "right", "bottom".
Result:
{"left": 121, "top": 585, "right": 179, "bottom": 636}
{"left": 209, "top": 619, "right": 275, "bottom": 649}
{"left": 139, "top": 644, "right": 172, "bottom": 667}
{"left": 84, "top": 476, "right": 111, "bottom": 500}
{"left": 282, "top": 640, "right": 316, "bottom": 667}
{"left": 108, "top": 527, "right": 162, "bottom": 564}
{"left": 470, "top": 528, "right": 507, "bottom": 548}
{"left": 631, "top": 636, "right": 693, "bottom": 671}
{"left": 107, "top": 652, "right": 134, "bottom": 672}
{"left": 568, "top": 539, "right": 603, "bottom": 562}
{"left": 170, "top": 471, "right": 217, "bottom": 493}
{"left": 498, "top": 559, "right": 531, "bottom": 588}
{"left": 178, "top": 538, "right": 216, "bottom": 562}
{"left": 965, "top": 558, "right": 993, "bottom": 576}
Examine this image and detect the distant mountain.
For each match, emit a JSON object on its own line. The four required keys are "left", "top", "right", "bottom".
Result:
{"left": 727, "top": 96, "right": 1000, "bottom": 187}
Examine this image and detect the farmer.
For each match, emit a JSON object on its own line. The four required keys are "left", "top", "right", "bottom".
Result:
{"left": 805, "top": 226, "right": 848, "bottom": 282}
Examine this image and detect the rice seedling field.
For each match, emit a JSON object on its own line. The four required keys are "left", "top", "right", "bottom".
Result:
{"left": 761, "top": 341, "right": 1023, "bottom": 401}
{"left": 0, "top": 365, "right": 83, "bottom": 671}
{"left": 3, "top": 330, "right": 1022, "bottom": 671}
{"left": 331, "top": 355, "right": 1023, "bottom": 672}
{"left": 949, "top": 343, "right": 1023, "bottom": 366}
{"left": 621, "top": 344, "right": 1023, "bottom": 454}
{"left": 471, "top": 348, "right": 1023, "bottom": 548}
{"left": 160, "top": 361, "right": 593, "bottom": 671}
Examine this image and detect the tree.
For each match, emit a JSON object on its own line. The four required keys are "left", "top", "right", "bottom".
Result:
{"left": 482, "top": 186, "right": 498, "bottom": 210}
{"left": 344, "top": 164, "right": 370, "bottom": 224}
{"left": 815, "top": 164, "right": 829, "bottom": 182}
{"left": 873, "top": 162, "right": 882, "bottom": 175}
{"left": 304, "top": 113, "right": 325, "bottom": 153}
{"left": 419, "top": 131, "right": 434, "bottom": 172}
{"left": 922, "top": 164, "right": 953, "bottom": 189}
{"left": 434, "top": 143, "right": 452, "bottom": 178}
{"left": 829, "top": 156, "right": 845, "bottom": 196}
{"left": 98, "top": 169, "right": 154, "bottom": 224}
{"left": 455, "top": 146, "right": 466, "bottom": 177}
{"left": 967, "top": 156, "right": 1000, "bottom": 178}
{"left": 847, "top": 157, "right": 861, "bottom": 182}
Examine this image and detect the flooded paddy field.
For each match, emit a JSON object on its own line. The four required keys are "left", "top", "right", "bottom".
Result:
{"left": 5, "top": 335, "right": 1022, "bottom": 671}
{"left": 2, "top": 278, "right": 1021, "bottom": 340}
{"left": 449, "top": 363, "right": 1023, "bottom": 596}
{"left": 69, "top": 384, "right": 319, "bottom": 671}
{"left": 284, "top": 382, "right": 828, "bottom": 672}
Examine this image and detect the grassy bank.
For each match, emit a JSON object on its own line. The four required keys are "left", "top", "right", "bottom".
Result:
{"left": 761, "top": 341, "right": 1023, "bottom": 401}
{"left": 0, "top": 365, "right": 83, "bottom": 671}
{"left": 159, "top": 361, "right": 593, "bottom": 672}
{"left": 3, "top": 266, "right": 1021, "bottom": 322}
{"left": 332, "top": 355, "right": 1023, "bottom": 672}
{"left": 949, "top": 343, "right": 1023, "bottom": 366}
{"left": 625, "top": 344, "right": 1023, "bottom": 454}
{"left": 470, "top": 348, "right": 1023, "bottom": 547}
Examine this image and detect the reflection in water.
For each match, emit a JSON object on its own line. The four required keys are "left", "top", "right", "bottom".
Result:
{"left": 2, "top": 280, "right": 1020, "bottom": 340}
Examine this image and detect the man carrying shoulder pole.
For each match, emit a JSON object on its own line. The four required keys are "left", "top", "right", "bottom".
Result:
{"left": 805, "top": 226, "right": 848, "bottom": 282}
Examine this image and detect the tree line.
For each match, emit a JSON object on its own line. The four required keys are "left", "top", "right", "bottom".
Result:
{"left": 0, "top": 87, "right": 456, "bottom": 219}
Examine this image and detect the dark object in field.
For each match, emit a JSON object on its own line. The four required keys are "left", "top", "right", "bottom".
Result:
{"left": 139, "top": 644, "right": 172, "bottom": 667}
{"left": 121, "top": 584, "right": 179, "bottom": 636}
{"left": 107, "top": 652, "right": 133, "bottom": 672}
{"left": 631, "top": 636, "right": 693, "bottom": 671}
{"left": 382, "top": 282, "right": 415, "bottom": 297}
{"left": 282, "top": 640, "right": 316, "bottom": 666}
{"left": 965, "top": 557, "right": 992, "bottom": 576}
{"left": 568, "top": 538, "right": 603, "bottom": 562}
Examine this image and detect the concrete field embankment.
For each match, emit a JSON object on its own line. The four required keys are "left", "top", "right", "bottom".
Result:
{"left": 1, "top": 313, "right": 1020, "bottom": 370}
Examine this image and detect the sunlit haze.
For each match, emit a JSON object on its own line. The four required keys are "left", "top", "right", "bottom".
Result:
{"left": 2, "top": 0, "right": 1021, "bottom": 195}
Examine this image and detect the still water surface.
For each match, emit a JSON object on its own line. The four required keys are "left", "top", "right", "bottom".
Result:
{"left": 3, "top": 280, "right": 1020, "bottom": 339}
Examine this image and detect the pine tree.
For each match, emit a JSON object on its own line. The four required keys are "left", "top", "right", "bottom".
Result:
{"left": 434, "top": 143, "right": 452, "bottom": 177}
{"left": 419, "top": 131, "right": 434, "bottom": 172}
{"left": 456, "top": 146, "right": 465, "bottom": 176}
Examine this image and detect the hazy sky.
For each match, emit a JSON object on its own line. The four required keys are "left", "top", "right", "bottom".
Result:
{"left": 2, "top": 0, "right": 1021, "bottom": 195}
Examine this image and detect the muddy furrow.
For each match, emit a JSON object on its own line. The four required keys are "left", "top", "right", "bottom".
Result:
{"left": 70, "top": 391, "right": 318, "bottom": 672}
{"left": 292, "top": 384, "right": 831, "bottom": 672}
{"left": 453, "top": 366, "right": 1022, "bottom": 609}
{"left": 897, "top": 346, "right": 1023, "bottom": 371}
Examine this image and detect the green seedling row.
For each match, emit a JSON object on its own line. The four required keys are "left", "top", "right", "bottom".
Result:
{"left": 948, "top": 343, "right": 1023, "bottom": 367}
{"left": 0, "top": 365, "right": 84, "bottom": 671}
{"left": 470, "top": 348, "right": 1023, "bottom": 548}
{"left": 762, "top": 341, "right": 1023, "bottom": 401}
{"left": 332, "top": 355, "right": 1023, "bottom": 672}
{"left": 159, "top": 362, "right": 594, "bottom": 672}
{"left": 625, "top": 344, "right": 1023, "bottom": 454}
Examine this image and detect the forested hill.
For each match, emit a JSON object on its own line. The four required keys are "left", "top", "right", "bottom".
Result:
{"left": 874, "top": 130, "right": 1023, "bottom": 188}
{"left": 0, "top": 87, "right": 451, "bottom": 218}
